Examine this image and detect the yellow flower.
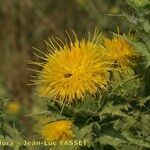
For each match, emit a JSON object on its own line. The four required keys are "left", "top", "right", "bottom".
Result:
{"left": 76, "top": 0, "right": 87, "bottom": 5}
{"left": 30, "top": 32, "right": 112, "bottom": 103}
{"left": 110, "top": 6, "right": 120, "bottom": 14}
{"left": 39, "top": 120, "right": 74, "bottom": 141}
{"left": 6, "top": 101, "right": 21, "bottom": 114}
{"left": 104, "top": 35, "right": 137, "bottom": 68}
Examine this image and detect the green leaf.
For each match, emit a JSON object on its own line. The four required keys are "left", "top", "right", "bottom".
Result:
{"left": 122, "top": 131, "right": 150, "bottom": 148}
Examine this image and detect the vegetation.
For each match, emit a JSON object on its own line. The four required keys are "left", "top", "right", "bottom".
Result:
{"left": 0, "top": 0, "right": 150, "bottom": 150}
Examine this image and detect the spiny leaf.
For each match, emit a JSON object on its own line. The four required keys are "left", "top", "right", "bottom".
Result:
{"left": 122, "top": 131, "right": 150, "bottom": 148}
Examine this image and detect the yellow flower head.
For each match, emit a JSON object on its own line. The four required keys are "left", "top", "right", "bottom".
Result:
{"left": 76, "top": 0, "right": 87, "bottom": 5}
{"left": 30, "top": 32, "right": 112, "bottom": 103}
{"left": 104, "top": 35, "right": 137, "bottom": 68}
{"left": 6, "top": 101, "right": 21, "bottom": 114}
{"left": 39, "top": 120, "right": 74, "bottom": 141}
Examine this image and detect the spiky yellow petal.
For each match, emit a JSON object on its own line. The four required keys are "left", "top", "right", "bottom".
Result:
{"left": 31, "top": 33, "right": 112, "bottom": 103}
{"left": 104, "top": 35, "right": 137, "bottom": 68}
{"left": 6, "top": 101, "right": 21, "bottom": 114}
{"left": 39, "top": 120, "right": 74, "bottom": 141}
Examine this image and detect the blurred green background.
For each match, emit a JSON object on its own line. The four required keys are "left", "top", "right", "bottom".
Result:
{"left": 0, "top": 0, "right": 132, "bottom": 137}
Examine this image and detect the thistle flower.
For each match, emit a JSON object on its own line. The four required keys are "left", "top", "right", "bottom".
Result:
{"left": 103, "top": 35, "right": 137, "bottom": 69}
{"left": 39, "top": 120, "right": 74, "bottom": 141}
{"left": 30, "top": 32, "right": 112, "bottom": 103}
{"left": 6, "top": 101, "right": 21, "bottom": 114}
